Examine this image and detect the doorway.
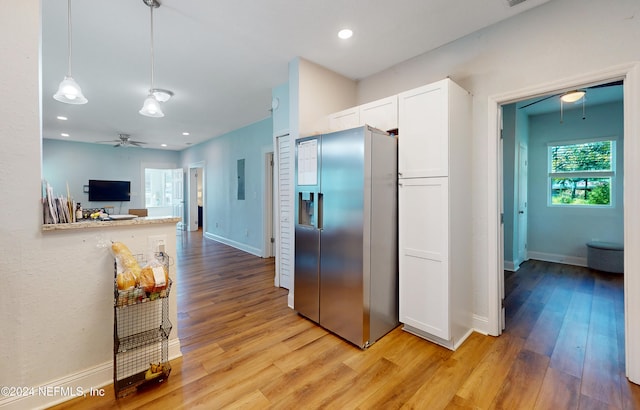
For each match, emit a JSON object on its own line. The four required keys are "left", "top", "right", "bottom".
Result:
{"left": 489, "top": 63, "right": 640, "bottom": 384}
{"left": 188, "top": 162, "right": 205, "bottom": 232}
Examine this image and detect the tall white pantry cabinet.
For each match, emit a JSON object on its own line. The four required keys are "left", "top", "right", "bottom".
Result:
{"left": 398, "top": 78, "right": 473, "bottom": 350}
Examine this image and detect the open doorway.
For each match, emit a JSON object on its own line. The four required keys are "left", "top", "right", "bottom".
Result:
{"left": 188, "top": 162, "right": 205, "bottom": 232}
{"left": 501, "top": 79, "right": 623, "bottom": 311}
{"left": 488, "top": 63, "right": 640, "bottom": 385}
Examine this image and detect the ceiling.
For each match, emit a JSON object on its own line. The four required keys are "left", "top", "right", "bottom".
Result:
{"left": 42, "top": 0, "right": 552, "bottom": 150}
{"left": 517, "top": 82, "right": 624, "bottom": 116}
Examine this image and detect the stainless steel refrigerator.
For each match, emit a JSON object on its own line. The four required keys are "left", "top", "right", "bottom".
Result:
{"left": 294, "top": 125, "right": 398, "bottom": 348}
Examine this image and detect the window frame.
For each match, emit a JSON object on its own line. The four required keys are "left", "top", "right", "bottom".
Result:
{"left": 547, "top": 137, "right": 617, "bottom": 208}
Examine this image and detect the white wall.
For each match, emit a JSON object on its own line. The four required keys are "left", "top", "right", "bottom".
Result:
{"left": 180, "top": 119, "right": 273, "bottom": 256}
{"left": 527, "top": 101, "right": 624, "bottom": 263}
{"left": 1, "top": 4, "right": 180, "bottom": 409}
{"left": 356, "top": 0, "right": 640, "bottom": 322}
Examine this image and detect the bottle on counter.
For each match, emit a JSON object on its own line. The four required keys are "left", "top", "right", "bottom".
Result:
{"left": 75, "top": 203, "right": 83, "bottom": 221}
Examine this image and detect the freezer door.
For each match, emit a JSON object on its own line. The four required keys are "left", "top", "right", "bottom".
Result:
{"left": 294, "top": 137, "right": 321, "bottom": 323}
{"left": 319, "top": 127, "right": 366, "bottom": 346}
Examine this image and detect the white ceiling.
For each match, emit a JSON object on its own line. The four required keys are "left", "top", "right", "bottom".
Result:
{"left": 42, "top": 0, "right": 552, "bottom": 150}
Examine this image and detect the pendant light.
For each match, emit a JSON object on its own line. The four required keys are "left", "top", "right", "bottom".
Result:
{"left": 139, "top": 0, "right": 169, "bottom": 118}
{"left": 53, "top": 0, "right": 88, "bottom": 104}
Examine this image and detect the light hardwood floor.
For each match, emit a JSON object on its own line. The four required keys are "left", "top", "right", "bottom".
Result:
{"left": 51, "top": 231, "right": 640, "bottom": 409}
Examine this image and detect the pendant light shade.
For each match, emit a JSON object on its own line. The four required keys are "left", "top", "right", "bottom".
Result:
{"left": 560, "top": 90, "right": 586, "bottom": 103}
{"left": 140, "top": 0, "right": 170, "bottom": 118}
{"left": 139, "top": 94, "right": 164, "bottom": 117}
{"left": 54, "top": 76, "right": 87, "bottom": 104}
{"left": 54, "top": 0, "right": 87, "bottom": 105}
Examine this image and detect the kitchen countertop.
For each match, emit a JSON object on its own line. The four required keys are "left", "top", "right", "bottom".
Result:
{"left": 41, "top": 216, "right": 182, "bottom": 231}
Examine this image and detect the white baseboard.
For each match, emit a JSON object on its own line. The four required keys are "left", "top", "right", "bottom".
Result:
{"left": 504, "top": 260, "right": 520, "bottom": 272}
{"left": 472, "top": 314, "right": 490, "bottom": 335}
{"left": 203, "top": 232, "right": 262, "bottom": 257}
{"left": 0, "top": 339, "right": 182, "bottom": 410}
{"left": 527, "top": 251, "right": 587, "bottom": 267}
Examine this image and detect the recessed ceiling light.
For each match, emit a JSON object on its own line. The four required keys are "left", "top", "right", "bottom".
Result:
{"left": 61, "top": 133, "right": 69, "bottom": 137}
{"left": 161, "top": 143, "right": 167, "bottom": 147}
{"left": 338, "top": 29, "right": 353, "bottom": 40}
{"left": 182, "top": 132, "right": 190, "bottom": 136}
{"left": 57, "top": 116, "right": 68, "bottom": 121}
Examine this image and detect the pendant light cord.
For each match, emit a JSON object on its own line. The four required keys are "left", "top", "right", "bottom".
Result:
{"left": 66, "top": 0, "right": 72, "bottom": 77}
{"left": 149, "top": 3, "right": 155, "bottom": 92}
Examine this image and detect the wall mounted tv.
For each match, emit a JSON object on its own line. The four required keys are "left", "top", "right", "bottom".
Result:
{"left": 88, "top": 180, "right": 131, "bottom": 202}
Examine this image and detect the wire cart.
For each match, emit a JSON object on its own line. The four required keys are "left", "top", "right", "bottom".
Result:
{"left": 113, "top": 253, "right": 172, "bottom": 398}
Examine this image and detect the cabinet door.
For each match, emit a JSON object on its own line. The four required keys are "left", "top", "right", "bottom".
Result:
{"left": 359, "top": 96, "right": 398, "bottom": 132}
{"left": 398, "top": 80, "right": 449, "bottom": 178}
{"left": 328, "top": 107, "right": 360, "bottom": 132}
{"left": 398, "top": 177, "right": 449, "bottom": 340}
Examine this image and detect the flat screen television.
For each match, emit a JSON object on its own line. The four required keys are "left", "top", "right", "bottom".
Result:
{"left": 88, "top": 179, "right": 131, "bottom": 202}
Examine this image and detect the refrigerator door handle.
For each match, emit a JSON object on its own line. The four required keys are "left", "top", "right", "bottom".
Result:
{"left": 317, "top": 192, "right": 323, "bottom": 230}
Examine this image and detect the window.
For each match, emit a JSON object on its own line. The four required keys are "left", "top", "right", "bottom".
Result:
{"left": 548, "top": 138, "right": 615, "bottom": 206}
{"left": 145, "top": 168, "right": 183, "bottom": 208}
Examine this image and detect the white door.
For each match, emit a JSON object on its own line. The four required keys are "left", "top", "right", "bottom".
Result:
{"left": 188, "top": 166, "right": 204, "bottom": 232}
{"left": 276, "top": 134, "right": 293, "bottom": 289}
{"left": 398, "top": 80, "right": 449, "bottom": 178}
{"left": 517, "top": 144, "right": 528, "bottom": 265}
{"left": 399, "top": 177, "right": 449, "bottom": 340}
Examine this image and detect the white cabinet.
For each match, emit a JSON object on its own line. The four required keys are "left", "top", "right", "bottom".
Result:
{"left": 327, "top": 96, "right": 398, "bottom": 132}
{"left": 398, "top": 80, "right": 449, "bottom": 178}
{"left": 328, "top": 107, "right": 360, "bottom": 131}
{"left": 398, "top": 78, "right": 472, "bottom": 350}
{"left": 399, "top": 178, "right": 449, "bottom": 340}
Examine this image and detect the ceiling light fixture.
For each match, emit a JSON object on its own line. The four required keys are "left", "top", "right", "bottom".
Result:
{"left": 338, "top": 29, "right": 353, "bottom": 39}
{"left": 560, "top": 89, "right": 587, "bottom": 123}
{"left": 560, "top": 90, "right": 586, "bottom": 103}
{"left": 61, "top": 133, "right": 70, "bottom": 137}
{"left": 53, "top": 0, "right": 87, "bottom": 105}
{"left": 57, "top": 116, "right": 68, "bottom": 121}
{"left": 139, "top": 0, "right": 168, "bottom": 118}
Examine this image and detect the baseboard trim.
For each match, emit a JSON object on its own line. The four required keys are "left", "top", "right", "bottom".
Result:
{"left": 0, "top": 339, "right": 182, "bottom": 410}
{"left": 203, "top": 232, "right": 262, "bottom": 257}
{"left": 472, "top": 314, "right": 490, "bottom": 336}
{"left": 504, "top": 260, "right": 520, "bottom": 272}
{"left": 527, "top": 251, "right": 587, "bottom": 267}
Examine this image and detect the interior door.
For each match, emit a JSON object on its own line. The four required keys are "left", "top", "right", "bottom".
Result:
{"left": 517, "top": 143, "right": 528, "bottom": 265}
{"left": 276, "top": 134, "right": 293, "bottom": 289}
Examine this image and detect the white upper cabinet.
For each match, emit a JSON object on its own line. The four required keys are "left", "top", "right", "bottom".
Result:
{"left": 328, "top": 107, "right": 360, "bottom": 132}
{"left": 327, "top": 96, "right": 398, "bottom": 133}
{"left": 398, "top": 79, "right": 450, "bottom": 178}
{"left": 359, "top": 96, "right": 398, "bottom": 132}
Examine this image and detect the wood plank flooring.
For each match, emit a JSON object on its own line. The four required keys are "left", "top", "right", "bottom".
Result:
{"left": 50, "top": 232, "right": 640, "bottom": 409}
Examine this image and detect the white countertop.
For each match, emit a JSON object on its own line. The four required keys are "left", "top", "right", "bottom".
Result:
{"left": 41, "top": 216, "right": 182, "bottom": 231}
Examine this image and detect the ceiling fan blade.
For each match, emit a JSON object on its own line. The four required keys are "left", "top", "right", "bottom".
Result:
{"left": 519, "top": 93, "right": 559, "bottom": 109}
{"left": 113, "top": 143, "right": 121, "bottom": 147}
{"left": 588, "top": 79, "right": 623, "bottom": 89}
{"left": 130, "top": 142, "right": 144, "bottom": 147}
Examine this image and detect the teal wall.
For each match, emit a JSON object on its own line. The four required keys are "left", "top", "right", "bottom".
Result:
{"left": 180, "top": 118, "right": 273, "bottom": 255}
{"left": 42, "top": 139, "right": 179, "bottom": 213}
{"left": 527, "top": 101, "right": 624, "bottom": 260}
{"left": 272, "top": 82, "right": 290, "bottom": 136}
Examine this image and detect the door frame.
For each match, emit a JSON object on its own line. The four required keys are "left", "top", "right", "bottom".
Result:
{"left": 487, "top": 62, "right": 640, "bottom": 383}
{"left": 263, "top": 150, "right": 275, "bottom": 258}
{"left": 188, "top": 161, "right": 205, "bottom": 232}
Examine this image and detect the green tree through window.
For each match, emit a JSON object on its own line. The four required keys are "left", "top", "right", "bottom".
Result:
{"left": 548, "top": 140, "right": 615, "bottom": 206}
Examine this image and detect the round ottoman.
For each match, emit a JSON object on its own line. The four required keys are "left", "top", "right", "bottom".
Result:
{"left": 586, "top": 241, "right": 624, "bottom": 274}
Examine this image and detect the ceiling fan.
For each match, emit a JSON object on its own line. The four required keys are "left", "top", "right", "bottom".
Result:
{"left": 97, "top": 133, "right": 147, "bottom": 147}
{"left": 519, "top": 80, "right": 623, "bottom": 109}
